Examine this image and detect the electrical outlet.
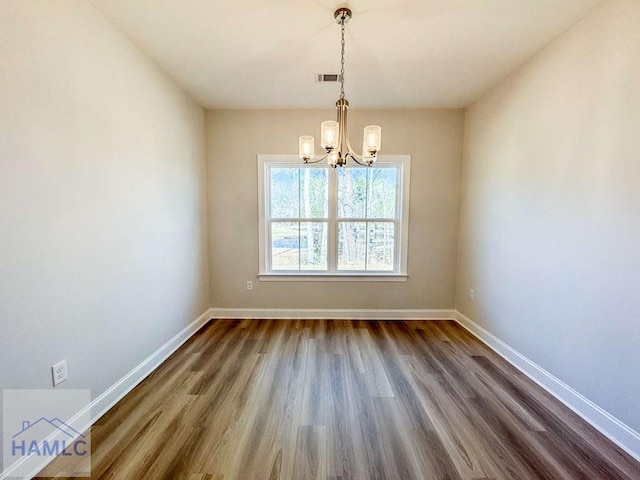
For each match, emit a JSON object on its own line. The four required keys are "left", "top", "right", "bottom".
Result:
{"left": 469, "top": 289, "right": 475, "bottom": 300}
{"left": 246, "top": 280, "right": 253, "bottom": 291}
{"left": 52, "top": 360, "right": 68, "bottom": 386}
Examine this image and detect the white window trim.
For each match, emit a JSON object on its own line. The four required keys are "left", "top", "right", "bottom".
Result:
{"left": 257, "top": 154, "right": 411, "bottom": 282}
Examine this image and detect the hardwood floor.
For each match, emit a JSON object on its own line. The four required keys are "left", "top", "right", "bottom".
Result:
{"left": 39, "top": 319, "right": 640, "bottom": 479}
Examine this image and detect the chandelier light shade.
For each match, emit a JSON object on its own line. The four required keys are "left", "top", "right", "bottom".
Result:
{"left": 299, "top": 8, "right": 382, "bottom": 168}
{"left": 299, "top": 135, "right": 314, "bottom": 161}
{"left": 363, "top": 125, "right": 382, "bottom": 158}
{"left": 320, "top": 121, "right": 339, "bottom": 151}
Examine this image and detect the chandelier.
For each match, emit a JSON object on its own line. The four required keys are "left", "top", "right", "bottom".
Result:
{"left": 298, "top": 8, "right": 382, "bottom": 168}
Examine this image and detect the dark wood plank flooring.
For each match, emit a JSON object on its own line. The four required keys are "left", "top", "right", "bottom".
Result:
{"left": 39, "top": 319, "right": 640, "bottom": 479}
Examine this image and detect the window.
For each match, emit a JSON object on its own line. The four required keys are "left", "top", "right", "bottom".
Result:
{"left": 258, "top": 155, "right": 410, "bottom": 280}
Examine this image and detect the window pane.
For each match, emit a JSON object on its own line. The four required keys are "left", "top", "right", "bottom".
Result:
{"left": 368, "top": 168, "right": 397, "bottom": 219}
{"left": 300, "top": 168, "right": 328, "bottom": 218}
{"left": 271, "top": 222, "right": 299, "bottom": 270}
{"left": 271, "top": 168, "right": 299, "bottom": 218}
{"left": 300, "top": 222, "right": 328, "bottom": 270}
{"left": 338, "top": 222, "right": 366, "bottom": 270}
{"left": 337, "top": 168, "right": 367, "bottom": 218}
{"left": 367, "top": 222, "right": 395, "bottom": 271}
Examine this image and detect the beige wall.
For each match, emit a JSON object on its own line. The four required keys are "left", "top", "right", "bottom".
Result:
{"left": 457, "top": 0, "right": 640, "bottom": 431}
{"left": 0, "top": 0, "right": 209, "bottom": 451}
{"left": 207, "top": 109, "right": 464, "bottom": 310}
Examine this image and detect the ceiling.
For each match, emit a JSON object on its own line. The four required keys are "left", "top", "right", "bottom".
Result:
{"left": 89, "top": 0, "right": 602, "bottom": 109}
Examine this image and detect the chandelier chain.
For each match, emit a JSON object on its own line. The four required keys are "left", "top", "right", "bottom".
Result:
{"left": 339, "top": 17, "right": 346, "bottom": 100}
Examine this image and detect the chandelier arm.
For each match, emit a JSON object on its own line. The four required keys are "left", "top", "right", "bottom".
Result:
{"left": 303, "top": 153, "right": 330, "bottom": 165}
{"left": 336, "top": 101, "right": 344, "bottom": 158}
{"left": 346, "top": 152, "right": 370, "bottom": 166}
{"left": 340, "top": 100, "right": 348, "bottom": 160}
{"left": 345, "top": 126, "right": 373, "bottom": 167}
{"left": 342, "top": 106, "right": 372, "bottom": 166}
{"left": 343, "top": 108, "right": 375, "bottom": 166}
{"left": 343, "top": 113, "right": 357, "bottom": 157}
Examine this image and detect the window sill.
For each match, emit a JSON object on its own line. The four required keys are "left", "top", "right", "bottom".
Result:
{"left": 257, "top": 273, "right": 408, "bottom": 282}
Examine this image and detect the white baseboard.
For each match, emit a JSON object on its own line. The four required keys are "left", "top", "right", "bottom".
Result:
{"left": 210, "top": 308, "right": 456, "bottom": 320}
{"left": 87, "top": 308, "right": 214, "bottom": 424}
{"left": 454, "top": 310, "right": 640, "bottom": 463}
{"left": 1, "top": 308, "right": 214, "bottom": 480}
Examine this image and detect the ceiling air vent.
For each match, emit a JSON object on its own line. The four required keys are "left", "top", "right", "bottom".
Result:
{"left": 317, "top": 73, "right": 342, "bottom": 83}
